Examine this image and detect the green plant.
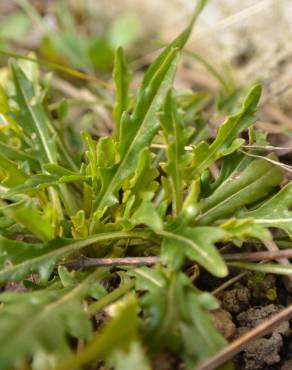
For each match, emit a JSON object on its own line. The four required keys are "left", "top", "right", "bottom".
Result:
{"left": 0, "top": 2, "right": 291, "bottom": 370}
{"left": 11, "top": 0, "right": 141, "bottom": 75}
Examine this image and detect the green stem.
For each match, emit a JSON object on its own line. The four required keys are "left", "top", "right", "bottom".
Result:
{"left": 184, "top": 49, "right": 232, "bottom": 93}
{"left": 52, "top": 230, "right": 157, "bottom": 258}
{"left": 59, "top": 184, "right": 79, "bottom": 216}
{"left": 48, "top": 187, "right": 64, "bottom": 221}
{"left": 88, "top": 281, "right": 134, "bottom": 316}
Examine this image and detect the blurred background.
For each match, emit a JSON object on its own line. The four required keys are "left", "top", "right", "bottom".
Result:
{"left": 0, "top": 0, "right": 291, "bottom": 152}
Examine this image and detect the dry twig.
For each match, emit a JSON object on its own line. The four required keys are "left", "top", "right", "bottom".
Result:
{"left": 64, "top": 255, "right": 160, "bottom": 270}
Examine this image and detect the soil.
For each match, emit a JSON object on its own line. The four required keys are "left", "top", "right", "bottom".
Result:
{"left": 220, "top": 285, "right": 250, "bottom": 314}
{"left": 282, "top": 359, "right": 292, "bottom": 370}
{"left": 235, "top": 305, "right": 290, "bottom": 370}
{"left": 152, "top": 352, "right": 182, "bottom": 370}
{"left": 212, "top": 309, "right": 236, "bottom": 340}
{"left": 213, "top": 275, "right": 292, "bottom": 370}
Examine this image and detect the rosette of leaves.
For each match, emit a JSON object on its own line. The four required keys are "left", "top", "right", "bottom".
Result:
{"left": 0, "top": 1, "right": 291, "bottom": 369}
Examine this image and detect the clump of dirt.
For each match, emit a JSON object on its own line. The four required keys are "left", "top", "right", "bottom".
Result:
{"left": 281, "top": 359, "right": 292, "bottom": 370}
{"left": 4, "top": 274, "right": 39, "bottom": 293}
{"left": 212, "top": 309, "right": 236, "bottom": 340}
{"left": 236, "top": 305, "right": 289, "bottom": 335}
{"left": 93, "top": 310, "right": 108, "bottom": 330}
{"left": 235, "top": 305, "right": 290, "bottom": 370}
{"left": 215, "top": 274, "right": 292, "bottom": 370}
{"left": 219, "top": 284, "right": 250, "bottom": 313}
{"left": 4, "top": 281, "right": 28, "bottom": 293}
{"left": 151, "top": 352, "right": 181, "bottom": 370}
{"left": 238, "top": 333, "right": 283, "bottom": 370}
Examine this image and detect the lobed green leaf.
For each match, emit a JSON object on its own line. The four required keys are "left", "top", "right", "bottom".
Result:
{"left": 191, "top": 84, "right": 261, "bottom": 178}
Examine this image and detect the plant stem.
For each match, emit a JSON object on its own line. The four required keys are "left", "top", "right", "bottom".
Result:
{"left": 64, "top": 256, "right": 160, "bottom": 270}
{"left": 88, "top": 281, "right": 134, "bottom": 316}
{"left": 223, "top": 249, "right": 292, "bottom": 261}
{"left": 212, "top": 272, "right": 247, "bottom": 296}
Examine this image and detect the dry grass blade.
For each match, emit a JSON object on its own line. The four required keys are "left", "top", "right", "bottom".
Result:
{"left": 239, "top": 150, "right": 292, "bottom": 173}
{"left": 212, "top": 272, "right": 247, "bottom": 296}
{"left": 244, "top": 145, "right": 292, "bottom": 151}
{"left": 223, "top": 249, "right": 292, "bottom": 261}
{"left": 0, "top": 49, "right": 113, "bottom": 88}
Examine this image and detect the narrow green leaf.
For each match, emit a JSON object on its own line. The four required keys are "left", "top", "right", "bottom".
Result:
{"left": 246, "top": 183, "right": 292, "bottom": 237}
{"left": 52, "top": 295, "right": 148, "bottom": 370}
{"left": 0, "top": 270, "right": 105, "bottom": 370}
{"left": 132, "top": 269, "right": 226, "bottom": 365}
{"left": 0, "top": 236, "right": 42, "bottom": 268}
{"left": 123, "top": 148, "right": 159, "bottom": 205}
{"left": 203, "top": 151, "right": 245, "bottom": 197}
{"left": 96, "top": 136, "right": 117, "bottom": 168}
{"left": 130, "top": 266, "right": 166, "bottom": 291}
{"left": 160, "top": 90, "right": 192, "bottom": 215}
{"left": 93, "top": 49, "right": 179, "bottom": 211}
{"left": 93, "top": 9, "right": 205, "bottom": 213}
{"left": 142, "top": 0, "right": 207, "bottom": 87}
{"left": 44, "top": 163, "right": 78, "bottom": 176}
{"left": 197, "top": 155, "right": 283, "bottom": 225}
{"left": 0, "top": 153, "right": 28, "bottom": 187}
{"left": 132, "top": 201, "right": 163, "bottom": 232}
{"left": 181, "top": 292, "right": 227, "bottom": 367}
{"left": 113, "top": 47, "right": 132, "bottom": 139}
{"left": 10, "top": 60, "right": 57, "bottom": 164}
{"left": 191, "top": 84, "right": 261, "bottom": 177}
{"left": 221, "top": 218, "right": 271, "bottom": 244}
{"left": 0, "top": 141, "right": 39, "bottom": 168}
{"left": 108, "top": 13, "right": 141, "bottom": 48}
{"left": 10, "top": 60, "right": 78, "bottom": 216}
{"left": 0, "top": 201, "right": 54, "bottom": 242}
{"left": 5, "top": 174, "right": 59, "bottom": 195}
{"left": 0, "top": 231, "right": 150, "bottom": 282}
{"left": 228, "top": 261, "right": 292, "bottom": 275}
{"left": 82, "top": 131, "right": 99, "bottom": 192}
{"left": 5, "top": 173, "right": 85, "bottom": 197}
{"left": 160, "top": 227, "right": 227, "bottom": 277}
